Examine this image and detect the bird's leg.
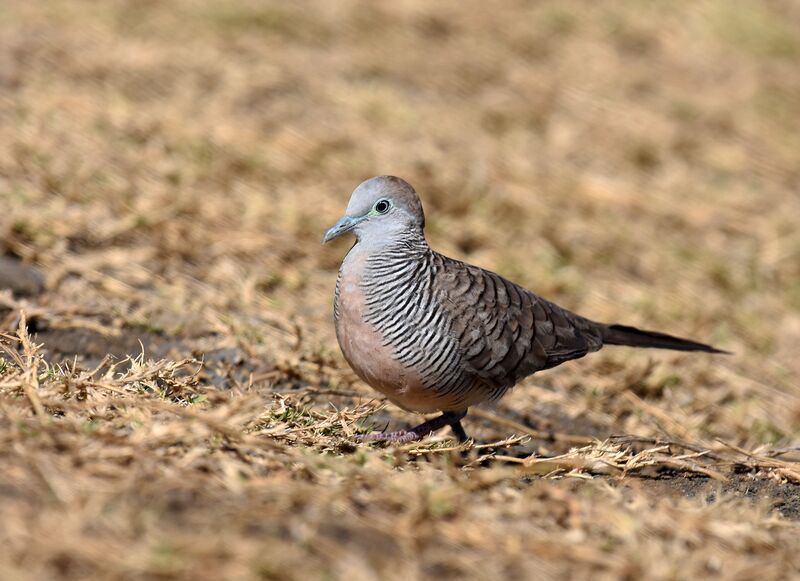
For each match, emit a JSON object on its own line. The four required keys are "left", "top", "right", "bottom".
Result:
{"left": 358, "top": 410, "right": 468, "bottom": 443}
{"left": 449, "top": 420, "right": 469, "bottom": 443}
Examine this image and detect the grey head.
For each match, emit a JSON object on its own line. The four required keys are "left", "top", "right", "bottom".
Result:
{"left": 323, "top": 176, "right": 425, "bottom": 245}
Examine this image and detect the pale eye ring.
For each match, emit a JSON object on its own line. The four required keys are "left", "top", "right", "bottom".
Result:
{"left": 374, "top": 199, "right": 391, "bottom": 214}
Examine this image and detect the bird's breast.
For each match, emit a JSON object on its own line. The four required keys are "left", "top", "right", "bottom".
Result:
{"left": 333, "top": 245, "right": 465, "bottom": 413}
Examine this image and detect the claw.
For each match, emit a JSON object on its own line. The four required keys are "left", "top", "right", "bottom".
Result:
{"left": 355, "top": 430, "right": 422, "bottom": 443}
{"left": 355, "top": 411, "right": 469, "bottom": 444}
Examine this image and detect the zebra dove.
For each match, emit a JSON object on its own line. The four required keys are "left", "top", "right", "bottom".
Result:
{"left": 324, "top": 176, "right": 726, "bottom": 442}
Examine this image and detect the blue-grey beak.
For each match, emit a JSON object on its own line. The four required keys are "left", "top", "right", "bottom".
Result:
{"left": 323, "top": 215, "right": 364, "bottom": 243}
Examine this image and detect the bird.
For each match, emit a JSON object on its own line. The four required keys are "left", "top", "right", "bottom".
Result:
{"left": 323, "top": 176, "right": 728, "bottom": 443}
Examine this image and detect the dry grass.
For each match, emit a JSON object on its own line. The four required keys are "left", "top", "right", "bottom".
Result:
{"left": 1, "top": 0, "right": 800, "bottom": 579}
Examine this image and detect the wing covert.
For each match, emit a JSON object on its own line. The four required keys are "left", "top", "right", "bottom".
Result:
{"left": 433, "top": 255, "right": 603, "bottom": 391}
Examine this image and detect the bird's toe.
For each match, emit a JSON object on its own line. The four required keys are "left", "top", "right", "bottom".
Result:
{"left": 355, "top": 430, "right": 422, "bottom": 443}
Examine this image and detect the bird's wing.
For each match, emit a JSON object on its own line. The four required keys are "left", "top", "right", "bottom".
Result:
{"left": 434, "top": 255, "right": 603, "bottom": 390}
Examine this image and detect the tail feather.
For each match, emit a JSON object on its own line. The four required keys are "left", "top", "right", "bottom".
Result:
{"left": 602, "top": 324, "right": 729, "bottom": 354}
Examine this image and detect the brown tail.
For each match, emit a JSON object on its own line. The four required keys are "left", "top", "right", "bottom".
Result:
{"left": 602, "top": 324, "right": 729, "bottom": 354}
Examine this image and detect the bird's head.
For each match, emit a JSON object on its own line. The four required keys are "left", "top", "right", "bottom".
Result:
{"left": 323, "top": 176, "right": 425, "bottom": 244}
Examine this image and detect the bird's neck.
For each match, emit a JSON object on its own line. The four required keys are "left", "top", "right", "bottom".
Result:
{"left": 354, "top": 226, "right": 429, "bottom": 255}
{"left": 341, "top": 229, "right": 430, "bottom": 289}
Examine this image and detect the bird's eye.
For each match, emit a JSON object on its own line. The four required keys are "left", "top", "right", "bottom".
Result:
{"left": 374, "top": 199, "right": 391, "bottom": 214}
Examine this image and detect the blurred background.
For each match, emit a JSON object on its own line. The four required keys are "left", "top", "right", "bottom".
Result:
{"left": 1, "top": 1, "right": 800, "bottom": 578}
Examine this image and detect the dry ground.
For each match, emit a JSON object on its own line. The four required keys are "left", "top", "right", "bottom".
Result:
{"left": 2, "top": 1, "right": 800, "bottom": 579}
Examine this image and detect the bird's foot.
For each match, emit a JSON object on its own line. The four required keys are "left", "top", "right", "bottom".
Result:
{"left": 356, "top": 430, "right": 423, "bottom": 443}
{"left": 356, "top": 411, "right": 469, "bottom": 444}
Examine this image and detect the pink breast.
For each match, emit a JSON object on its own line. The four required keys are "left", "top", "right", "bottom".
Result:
{"left": 334, "top": 247, "right": 450, "bottom": 413}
